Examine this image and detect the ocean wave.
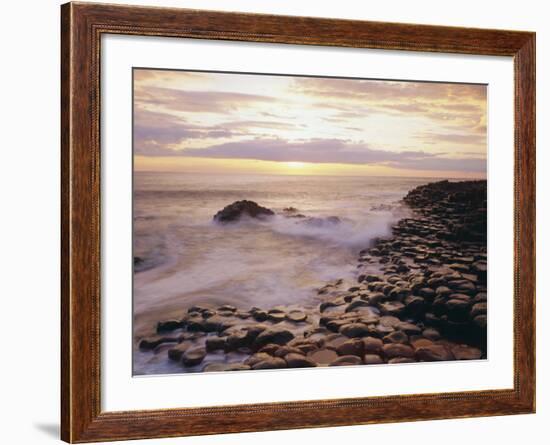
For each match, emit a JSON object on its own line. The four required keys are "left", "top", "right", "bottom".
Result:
{"left": 267, "top": 213, "right": 399, "bottom": 249}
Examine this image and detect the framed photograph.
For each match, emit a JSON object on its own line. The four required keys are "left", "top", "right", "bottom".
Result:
{"left": 61, "top": 2, "right": 535, "bottom": 442}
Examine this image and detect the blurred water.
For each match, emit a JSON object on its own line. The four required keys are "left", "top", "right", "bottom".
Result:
{"left": 133, "top": 172, "right": 431, "bottom": 337}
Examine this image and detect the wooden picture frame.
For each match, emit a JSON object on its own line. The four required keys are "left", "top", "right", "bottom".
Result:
{"left": 61, "top": 2, "right": 535, "bottom": 442}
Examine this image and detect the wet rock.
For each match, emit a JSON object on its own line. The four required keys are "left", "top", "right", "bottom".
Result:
{"left": 378, "top": 301, "right": 405, "bottom": 316}
{"left": 156, "top": 320, "right": 182, "bottom": 333}
{"left": 287, "top": 310, "right": 308, "bottom": 322}
{"left": 470, "top": 302, "right": 487, "bottom": 318}
{"left": 415, "top": 344, "right": 453, "bottom": 361}
{"left": 363, "top": 337, "right": 384, "bottom": 354}
{"left": 205, "top": 336, "right": 227, "bottom": 352}
{"left": 254, "top": 327, "right": 295, "bottom": 349}
{"left": 325, "top": 335, "right": 349, "bottom": 351}
{"left": 445, "top": 298, "right": 471, "bottom": 321}
{"left": 388, "top": 357, "right": 416, "bottom": 364}
{"left": 364, "top": 354, "right": 384, "bottom": 364}
{"left": 285, "top": 353, "right": 317, "bottom": 368}
{"left": 225, "top": 330, "right": 251, "bottom": 350}
{"left": 373, "top": 324, "right": 394, "bottom": 337}
{"left": 267, "top": 309, "right": 286, "bottom": 323}
{"left": 244, "top": 352, "right": 272, "bottom": 367}
{"left": 394, "top": 321, "right": 422, "bottom": 335}
{"left": 251, "top": 309, "right": 268, "bottom": 322}
{"left": 340, "top": 323, "right": 370, "bottom": 338}
{"left": 422, "top": 328, "right": 441, "bottom": 340}
{"left": 258, "top": 343, "right": 281, "bottom": 355}
{"left": 167, "top": 342, "right": 192, "bottom": 361}
{"left": 138, "top": 336, "right": 179, "bottom": 351}
{"left": 308, "top": 348, "right": 339, "bottom": 365}
{"left": 451, "top": 344, "right": 482, "bottom": 360}
{"left": 181, "top": 347, "right": 207, "bottom": 366}
{"left": 330, "top": 355, "right": 363, "bottom": 366}
{"left": 203, "top": 362, "right": 251, "bottom": 372}
{"left": 435, "top": 286, "right": 452, "bottom": 297}
{"left": 410, "top": 338, "right": 434, "bottom": 349}
{"left": 383, "top": 330, "right": 409, "bottom": 344}
{"left": 213, "top": 200, "right": 274, "bottom": 223}
{"left": 252, "top": 357, "right": 287, "bottom": 370}
{"left": 382, "top": 343, "right": 415, "bottom": 359}
{"left": 336, "top": 338, "right": 365, "bottom": 357}
{"left": 368, "top": 292, "right": 387, "bottom": 305}
{"left": 418, "top": 287, "right": 435, "bottom": 299}
{"left": 273, "top": 345, "right": 304, "bottom": 358}
{"left": 473, "top": 292, "right": 487, "bottom": 303}
{"left": 379, "top": 316, "right": 401, "bottom": 328}
{"left": 345, "top": 300, "right": 372, "bottom": 312}
{"left": 473, "top": 314, "right": 487, "bottom": 329}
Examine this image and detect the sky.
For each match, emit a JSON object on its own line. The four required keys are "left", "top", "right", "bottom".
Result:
{"left": 133, "top": 69, "right": 487, "bottom": 178}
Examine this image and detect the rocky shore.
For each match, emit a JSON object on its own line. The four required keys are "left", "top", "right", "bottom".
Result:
{"left": 136, "top": 180, "right": 487, "bottom": 373}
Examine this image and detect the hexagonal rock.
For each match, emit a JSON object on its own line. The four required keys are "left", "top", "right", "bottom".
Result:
{"left": 253, "top": 327, "right": 294, "bottom": 349}
{"left": 364, "top": 354, "right": 384, "bottom": 364}
{"left": 167, "top": 342, "right": 192, "bottom": 361}
{"left": 388, "top": 357, "right": 416, "bottom": 364}
{"left": 382, "top": 343, "right": 415, "bottom": 359}
{"left": 330, "top": 355, "right": 363, "bottom": 366}
{"left": 287, "top": 310, "right": 308, "bottom": 322}
{"left": 378, "top": 315, "right": 401, "bottom": 327}
{"left": 410, "top": 338, "right": 435, "bottom": 349}
{"left": 345, "top": 300, "right": 372, "bottom": 312}
{"left": 383, "top": 330, "right": 409, "bottom": 344}
{"left": 285, "top": 353, "right": 317, "bottom": 368}
{"left": 422, "top": 327, "right": 441, "bottom": 340}
{"left": 307, "top": 348, "right": 339, "bottom": 365}
{"left": 156, "top": 320, "right": 182, "bottom": 333}
{"left": 415, "top": 344, "right": 454, "bottom": 362}
{"left": 363, "top": 337, "right": 383, "bottom": 354}
{"left": 394, "top": 321, "right": 422, "bottom": 335}
{"left": 470, "top": 302, "right": 487, "bottom": 318}
{"left": 378, "top": 301, "right": 405, "bottom": 316}
{"left": 451, "top": 344, "right": 482, "bottom": 360}
{"left": 340, "top": 323, "right": 370, "bottom": 338}
{"left": 252, "top": 357, "right": 287, "bottom": 370}
{"left": 203, "top": 362, "right": 251, "bottom": 372}
{"left": 335, "top": 338, "right": 364, "bottom": 357}
{"left": 181, "top": 347, "right": 207, "bottom": 366}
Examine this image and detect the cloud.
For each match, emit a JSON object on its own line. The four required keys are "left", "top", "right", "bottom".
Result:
{"left": 293, "top": 78, "right": 486, "bottom": 102}
{"left": 414, "top": 132, "right": 487, "bottom": 145}
{"left": 135, "top": 86, "right": 275, "bottom": 113}
{"left": 134, "top": 110, "right": 235, "bottom": 153}
{"left": 163, "top": 137, "right": 486, "bottom": 172}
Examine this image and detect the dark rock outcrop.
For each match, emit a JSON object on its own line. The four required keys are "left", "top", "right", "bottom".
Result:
{"left": 213, "top": 200, "right": 274, "bottom": 223}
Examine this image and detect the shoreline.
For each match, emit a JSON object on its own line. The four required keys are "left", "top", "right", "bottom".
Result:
{"left": 135, "top": 179, "right": 487, "bottom": 374}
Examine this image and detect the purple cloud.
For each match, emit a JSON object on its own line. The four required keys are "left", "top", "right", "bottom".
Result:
{"left": 159, "top": 138, "right": 486, "bottom": 172}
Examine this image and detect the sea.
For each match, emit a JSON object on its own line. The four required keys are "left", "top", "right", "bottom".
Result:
{"left": 133, "top": 172, "right": 435, "bottom": 373}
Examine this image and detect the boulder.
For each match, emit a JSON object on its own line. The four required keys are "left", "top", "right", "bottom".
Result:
{"left": 340, "top": 323, "right": 370, "bottom": 338}
{"left": 330, "top": 355, "right": 363, "bottom": 366}
{"left": 307, "top": 348, "right": 339, "bottom": 365}
{"left": 364, "top": 354, "right": 384, "bottom": 364}
{"left": 181, "top": 347, "right": 207, "bottom": 366}
{"left": 415, "top": 344, "right": 454, "bottom": 361}
{"left": 253, "top": 327, "right": 295, "bottom": 349}
{"left": 252, "top": 357, "right": 287, "bottom": 370}
{"left": 213, "top": 200, "right": 274, "bottom": 223}
{"left": 382, "top": 343, "right": 415, "bottom": 359}
{"left": 285, "top": 353, "right": 317, "bottom": 368}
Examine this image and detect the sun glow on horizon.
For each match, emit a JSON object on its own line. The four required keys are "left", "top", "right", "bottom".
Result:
{"left": 286, "top": 161, "right": 307, "bottom": 169}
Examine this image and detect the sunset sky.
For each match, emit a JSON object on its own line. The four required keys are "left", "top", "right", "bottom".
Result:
{"left": 133, "top": 69, "right": 487, "bottom": 178}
